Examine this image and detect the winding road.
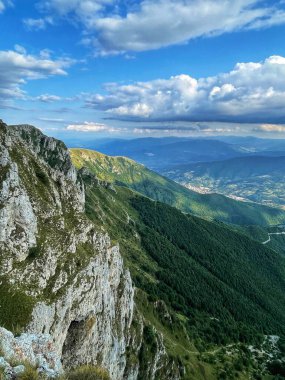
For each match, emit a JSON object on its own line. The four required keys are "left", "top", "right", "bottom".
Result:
{"left": 262, "top": 231, "right": 285, "bottom": 245}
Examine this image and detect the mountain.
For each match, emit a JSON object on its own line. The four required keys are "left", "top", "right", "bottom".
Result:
{"left": 0, "top": 121, "right": 180, "bottom": 380}
{"left": 1, "top": 121, "right": 285, "bottom": 379}
{"left": 164, "top": 155, "right": 285, "bottom": 209}
{"left": 214, "top": 135, "right": 285, "bottom": 152}
{"left": 70, "top": 148, "right": 285, "bottom": 226}
{"left": 74, "top": 137, "right": 247, "bottom": 171}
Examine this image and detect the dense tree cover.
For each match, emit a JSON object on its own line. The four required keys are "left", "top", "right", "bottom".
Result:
{"left": 83, "top": 166, "right": 285, "bottom": 349}
{"left": 130, "top": 197, "right": 285, "bottom": 344}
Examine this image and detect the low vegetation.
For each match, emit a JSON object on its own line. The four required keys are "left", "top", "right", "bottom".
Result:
{"left": 18, "top": 364, "right": 40, "bottom": 380}
{"left": 15, "top": 365, "right": 110, "bottom": 380}
{"left": 66, "top": 365, "right": 110, "bottom": 380}
{"left": 0, "top": 282, "right": 36, "bottom": 334}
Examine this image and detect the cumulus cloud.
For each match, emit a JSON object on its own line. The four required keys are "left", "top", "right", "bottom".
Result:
{"left": 37, "top": 0, "right": 285, "bottom": 54}
{"left": 0, "top": 47, "right": 73, "bottom": 107}
{"left": 85, "top": 55, "right": 285, "bottom": 124}
{"left": 66, "top": 121, "right": 122, "bottom": 133}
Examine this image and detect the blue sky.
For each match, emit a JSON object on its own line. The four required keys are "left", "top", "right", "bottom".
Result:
{"left": 1, "top": 0, "right": 285, "bottom": 140}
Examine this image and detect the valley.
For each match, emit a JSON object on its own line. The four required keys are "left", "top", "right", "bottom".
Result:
{"left": 164, "top": 155, "right": 285, "bottom": 209}
{"left": 77, "top": 137, "right": 285, "bottom": 211}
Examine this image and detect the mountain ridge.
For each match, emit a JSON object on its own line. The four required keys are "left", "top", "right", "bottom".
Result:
{"left": 70, "top": 147, "right": 285, "bottom": 226}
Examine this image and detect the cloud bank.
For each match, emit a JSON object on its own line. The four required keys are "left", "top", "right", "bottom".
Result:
{"left": 85, "top": 55, "right": 285, "bottom": 124}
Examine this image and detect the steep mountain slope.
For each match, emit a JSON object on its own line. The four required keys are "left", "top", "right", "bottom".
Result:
{"left": 70, "top": 148, "right": 285, "bottom": 226}
{"left": 165, "top": 155, "right": 285, "bottom": 208}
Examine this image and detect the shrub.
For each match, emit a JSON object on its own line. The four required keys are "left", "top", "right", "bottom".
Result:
{"left": 28, "top": 246, "right": 40, "bottom": 260}
{"left": 35, "top": 166, "right": 49, "bottom": 185}
{"left": 67, "top": 365, "right": 110, "bottom": 380}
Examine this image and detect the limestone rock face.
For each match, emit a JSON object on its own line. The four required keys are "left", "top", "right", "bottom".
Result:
{"left": 0, "top": 327, "right": 62, "bottom": 378}
{"left": 0, "top": 121, "right": 180, "bottom": 379}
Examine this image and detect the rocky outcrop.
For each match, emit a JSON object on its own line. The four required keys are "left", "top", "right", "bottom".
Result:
{"left": 27, "top": 242, "right": 134, "bottom": 380}
{"left": 0, "top": 327, "right": 62, "bottom": 378}
{"left": 0, "top": 120, "right": 180, "bottom": 379}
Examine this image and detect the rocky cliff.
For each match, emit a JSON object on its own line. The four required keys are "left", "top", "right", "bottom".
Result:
{"left": 0, "top": 120, "right": 180, "bottom": 379}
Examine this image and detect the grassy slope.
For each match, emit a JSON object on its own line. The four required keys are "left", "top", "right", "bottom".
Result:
{"left": 71, "top": 148, "right": 285, "bottom": 226}
{"left": 82, "top": 170, "right": 285, "bottom": 379}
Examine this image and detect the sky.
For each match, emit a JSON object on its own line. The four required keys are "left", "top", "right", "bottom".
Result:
{"left": 1, "top": 0, "right": 285, "bottom": 140}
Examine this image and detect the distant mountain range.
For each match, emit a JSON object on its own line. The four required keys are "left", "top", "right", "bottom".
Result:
{"left": 70, "top": 137, "right": 246, "bottom": 170}
{"left": 68, "top": 135, "right": 285, "bottom": 171}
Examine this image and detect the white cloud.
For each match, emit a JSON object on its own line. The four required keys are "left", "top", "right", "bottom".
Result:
{"left": 38, "top": 0, "right": 113, "bottom": 20}
{"left": 37, "top": 94, "right": 61, "bottom": 102}
{"left": 0, "top": 0, "right": 13, "bottom": 14}
{"left": 23, "top": 17, "right": 53, "bottom": 31}
{"left": 85, "top": 55, "right": 285, "bottom": 124}
{"left": 66, "top": 121, "right": 122, "bottom": 133}
{"left": 39, "top": 117, "right": 65, "bottom": 122}
{"left": 37, "top": 0, "right": 285, "bottom": 54}
{"left": 0, "top": 47, "right": 73, "bottom": 107}
{"left": 253, "top": 124, "right": 285, "bottom": 132}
